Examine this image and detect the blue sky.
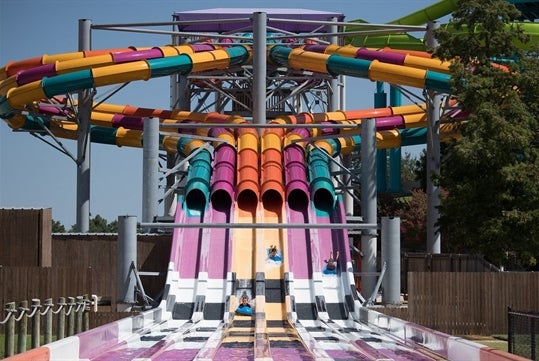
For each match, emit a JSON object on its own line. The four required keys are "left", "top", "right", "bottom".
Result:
{"left": 0, "top": 0, "right": 437, "bottom": 228}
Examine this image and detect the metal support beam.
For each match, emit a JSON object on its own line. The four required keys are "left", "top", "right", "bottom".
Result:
{"left": 76, "top": 19, "right": 92, "bottom": 233}
{"left": 426, "top": 21, "right": 441, "bottom": 254}
{"left": 142, "top": 117, "right": 159, "bottom": 231}
{"left": 361, "top": 117, "right": 378, "bottom": 298}
{"left": 138, "top": 222, "right": 378, "bottom": 230}
{"left": 253, "top": 12, "right": 267, "bottom": 128}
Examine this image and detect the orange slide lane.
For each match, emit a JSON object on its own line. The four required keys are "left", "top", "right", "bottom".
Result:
{"left": 219, "top": 125, "right": 260, "bottom": 350}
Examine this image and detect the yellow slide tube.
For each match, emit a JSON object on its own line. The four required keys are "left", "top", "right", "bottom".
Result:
{"left": 190, "top": 49, "right": 230, "bottom": 72}
{"left": 55, "top": 54, "right": 115, "bottom": 74}
{"left": 92, "top": 61, "right": 151, "bottom": 87}
{"left": 6, "top": 82, "right": 46, "bottom": 109}
{"left": 115, "top": 127, "right": 142, "bottom": 148}
{"left": 288, "top": 48, "right": 328, "bottom": 74}
{"left": 369, "top": 60, "right": 426, "bottom": 88}
{"left": 403, "top": 55, "right": 450, "bottom": 73}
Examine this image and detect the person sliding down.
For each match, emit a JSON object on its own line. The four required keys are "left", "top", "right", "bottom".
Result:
{"left": 236, "top": 295, "right": 253, "bottom": 316}
{"left": 267, "top": 245, "right": 282, "bottom": 263}
{"left": 323, "top": 251, "right": 339, "bottom": 274}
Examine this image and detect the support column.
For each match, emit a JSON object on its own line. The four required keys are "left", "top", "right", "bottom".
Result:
{"left": 381, "top": 216, "right": 401, "bottom": 305}
{"left": 361, "top": 118, "right": 377, "bottom": 298}
{"left": 76, "top": 19, "right": 92, "bottom": 233}
{"left": 142, "top": 117, "right": 159, "bottom": 232}
{"left": 165, "top": 28, "right": 189, "bottom": 218}
{"left": 426, "top": 21, "right": 441, "bottom": 253}
{"left": 253, "top": 12, "right": 267, "bottom": 128}
{"left": 388, "top": 85, "right": 402, "bottom": 193}
{"left": 328, "top": 17, "right": 339, "bottom": 111}
{"left": 117, "top": 215, "right": 137, "bottom": 311}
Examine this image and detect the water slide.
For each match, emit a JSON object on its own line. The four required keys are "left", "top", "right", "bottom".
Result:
{"left": 347, "top": 0, "right": 539, "bottom": 50}
{"left": 0, "top": 44, "right": 461, "bottom": 153}
{"left": 1, "top": 5, "right": 532, "bottom": 360}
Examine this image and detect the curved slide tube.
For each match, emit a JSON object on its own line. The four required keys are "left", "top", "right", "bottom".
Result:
{"left": 346, "top": 0, "right": 539, "bottom": 50}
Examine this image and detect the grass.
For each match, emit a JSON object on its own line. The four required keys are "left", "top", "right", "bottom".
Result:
{"left": 0, "top": 334, "right": 57, "bottom": 359}
{"left": 463, "top": 334, "right": 508, "bottom": 352}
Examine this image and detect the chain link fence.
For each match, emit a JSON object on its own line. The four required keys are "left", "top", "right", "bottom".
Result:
{"left": 508, "top": 307, "right": 538, "bottom": 360}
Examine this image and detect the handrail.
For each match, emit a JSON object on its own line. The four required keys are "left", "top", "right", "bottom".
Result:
{"left": 1, "top": 295, "right": 98, "bottom": 358}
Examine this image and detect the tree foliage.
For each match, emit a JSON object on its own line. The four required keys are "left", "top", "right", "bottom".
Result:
{"left": 433, "top": 0, "right": 539, "bottom": 268}
{"left": 51, "top": 219, "right": 66, "bottom": 233}
{"left": 52, "top": 215, "right": 118, "bottom": 233}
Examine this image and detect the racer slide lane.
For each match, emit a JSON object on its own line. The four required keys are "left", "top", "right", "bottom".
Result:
{"left": 259, "top": 126, "right": 320, "bottom": 359}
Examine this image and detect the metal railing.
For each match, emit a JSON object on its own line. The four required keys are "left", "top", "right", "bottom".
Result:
{"left": 508, "top": 307, "right": 538, "bottom": 361}
{"left": 1, "top": 295, "right": 98, "bottom": 358}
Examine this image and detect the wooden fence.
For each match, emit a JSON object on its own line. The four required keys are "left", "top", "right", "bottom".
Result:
{"left": 407, "top": 272, "right": 539, "bottom": 335}
{"left": 401, "top": 253, "right": 500, "bottom": 294}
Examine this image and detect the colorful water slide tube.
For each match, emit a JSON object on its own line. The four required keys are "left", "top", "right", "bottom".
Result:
{"left": 0, "top": 44, "right": 251, "bottom": 119}
{"left": 0, "top": 42, "right": 463, "bottom": 161}
{"left": 346, "top": 0, "right": 539, "bottom": 50}
{"left": 269, "top": 44, "right": 451, "bottom": 93}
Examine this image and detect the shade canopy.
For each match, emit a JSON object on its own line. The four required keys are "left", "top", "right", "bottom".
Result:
{"left": 172, "top": 8, "right": 345, "bottom": 33}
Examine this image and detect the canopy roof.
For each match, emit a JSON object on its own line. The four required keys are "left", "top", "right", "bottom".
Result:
{"left": 172, "top": 8, "right": 345, "bottom": 33}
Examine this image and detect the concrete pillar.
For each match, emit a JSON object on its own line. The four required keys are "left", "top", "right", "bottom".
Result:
{"left": 117, "top": 215, "right": 137, "bottom": 311}
{"left": 361, "top": 118, "right": 377, "bottom": 297}
{"left": 142, "top": 117, "right": 159, "bottom": 232}
{"left": 382, "top": 216, "right": 401, "bottom": 305}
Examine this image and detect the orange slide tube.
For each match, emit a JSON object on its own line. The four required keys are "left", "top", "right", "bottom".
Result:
{"left": 260, "top": 128, "right": 285, "bottom": 204}
{"left": 236, "top": 126, "right": 260, "bottom": 204}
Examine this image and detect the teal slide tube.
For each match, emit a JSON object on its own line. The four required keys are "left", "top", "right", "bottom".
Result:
{"left": 226, "top": 46, "right": 251, "bottom": 65}
{"left": 308, "top": 148, "right": 336, "bottom": 211}
{"left": 42, "top": 69, "right": 93, "bottom": 97}
{"left": 0, "top": 95, "right": 14, "bottom": 118}
{"left": 21, "top": 115, "right": 49, "bottom": 131}
{"left": 327, "top": 54, "right": 370, "bottom": 78}
{"left": 400, "top": 127, "right": 427, "bottom": 146}
{"left": 148, "top": 55, "right": 193, "bottom": 78}
{"left": 268, "top": 45, "right": 292, "bottom": 66}
{"left": 184, "top": 147, "right": 212, "bottom": 211}
{"left": 91, "top": 126, "right": 118, "bottom": 145}
{"left": 425, "top": 70, "right": 451, "bottom": 93}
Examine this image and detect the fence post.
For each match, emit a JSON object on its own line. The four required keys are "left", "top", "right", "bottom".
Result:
{"left": 507, "top": 306, "right": 513, "bottom": 354}
{"left": 44, "top": 298, "right": 53, "bottom": 344}
{"left": 31, "top": 299, "right": 41, "bottom": 349}
{"left": 5, "top": 302, "right": 16, "bottom": 357}
{"left": 57, "top": 297, "right": 66, "bottom": 340}
{"left": 531, "top": 315, "right": 536, "bottom": 361}
{"left": 17, "top": 300, "right": 28, "bottom": 354}
{"left": 75, "top": 296, "right": 84, "bottom": 334}
{"left": 83, "top": 294, "right": 90, "bottom": 331}
{"left": 67, "top": 297, "right": 75, "bottom": 336}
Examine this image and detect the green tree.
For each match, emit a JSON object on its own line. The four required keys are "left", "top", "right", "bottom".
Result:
{"left": 51, "top": 219, "right": 66, "bottom": 233}
{"left": 433, "top": 0, "right": 539, "bottom": 268}
{"left": 401, "top": 151, "right": 421, "bottom": 185}
{"left": 69, "top": 215, "right": 118, "bottom": 232}
{"left": 379, "top": 189, "right": 428, "bottom": 251}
